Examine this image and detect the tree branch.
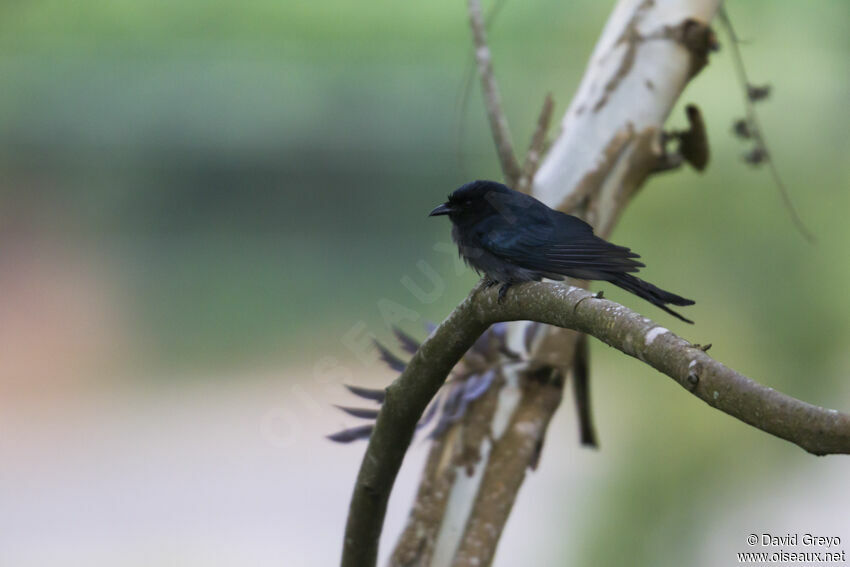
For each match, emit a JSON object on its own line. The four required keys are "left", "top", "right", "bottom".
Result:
{"left": 451, "top": 368, "right": 564, "bottom": 567}
{"left": 467, "top": 0, "right": 522, "bottom": 187}
{"left": 516, "top": 93, "right": 555, "bottom": 194}
{"left": 342, "top": 281, "right": 850, "bottom": 566}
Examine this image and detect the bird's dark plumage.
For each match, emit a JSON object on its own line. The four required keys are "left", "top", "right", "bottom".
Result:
{"left": 429, "top": 180, "right": 695, "bottom": 323}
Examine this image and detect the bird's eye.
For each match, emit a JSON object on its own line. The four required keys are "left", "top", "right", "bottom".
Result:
{"left": 465, "top": 199, "right": 473, "bottom": 206}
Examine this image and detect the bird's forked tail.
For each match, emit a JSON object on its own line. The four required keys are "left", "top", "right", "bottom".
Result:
{"left": 608, "top": 272, "right": 695, "bottom": 324}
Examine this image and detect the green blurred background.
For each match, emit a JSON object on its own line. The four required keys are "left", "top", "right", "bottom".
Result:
{"left": 1, "top": 1, "right": 848, "bottom": 566}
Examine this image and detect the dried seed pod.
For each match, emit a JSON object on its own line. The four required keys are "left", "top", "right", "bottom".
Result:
{"left": 743, "top": 146, "right": 769, "bottom": 165}
{"left": 733, "top": 118, "right": 752, "bottom": 139}
{"left": 747, "top": 83, "right": 771, "bottom": 102}
{"left": 679, "top": 104, "right": 710, "bottom": 171}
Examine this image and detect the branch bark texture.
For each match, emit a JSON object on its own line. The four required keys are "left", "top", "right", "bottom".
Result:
{"left": 342, "top": 281, "right": 850, "bottom": 566}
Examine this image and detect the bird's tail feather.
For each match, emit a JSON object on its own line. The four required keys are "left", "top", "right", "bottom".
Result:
{"left": 609, "top": 273, "right": 695, "bottom": 324}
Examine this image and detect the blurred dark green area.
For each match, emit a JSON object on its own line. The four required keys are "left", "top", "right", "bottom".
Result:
{"left": 1, "top": 0, "right": 848, "bottom": 383}
{"left": 0, "top": 0, "right": 615, "bottom": 368}
{"left": 1, "top": 1, "right": 848, "bottom": 566}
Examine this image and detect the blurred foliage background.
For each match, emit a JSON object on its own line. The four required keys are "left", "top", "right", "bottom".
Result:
{"left": 1, "top": 1, "right": 848, "bottom": 566}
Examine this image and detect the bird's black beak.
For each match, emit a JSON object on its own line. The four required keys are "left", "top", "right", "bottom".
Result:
{"left": 429, "top": 203, "right": 453, "bottom": 217}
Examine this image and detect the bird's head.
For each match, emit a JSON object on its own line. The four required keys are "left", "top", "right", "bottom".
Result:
{"left": 429, "top": 180, "right": 511, "bottom": 223}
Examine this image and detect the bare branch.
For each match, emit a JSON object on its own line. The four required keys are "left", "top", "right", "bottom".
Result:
{"left": 467, "top": 0, "right": 522, "bottom": 187}
{"left": 516, "top": 93, "right": 555, "bottom": 194}
{"left": 341, "top": 281, "right": 850, "bottom": 566}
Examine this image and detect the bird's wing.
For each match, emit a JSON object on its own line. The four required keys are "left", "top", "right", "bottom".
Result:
{"left": 541, "top": 239, "right": 645, "bottom": 273}
{"left": 479, "top": 221, "right": 645, "bottom": 276}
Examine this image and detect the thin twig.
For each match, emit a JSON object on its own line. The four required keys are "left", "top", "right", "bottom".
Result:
{"left": 341, "top": 280, "right": 850, "bottom": 566}
{"left": 718, "top": 5, "right": 815, "bottom": 243}
{"left": 455, "top": 0, "right": 510, "bottom": 179}
{"left": 516, "top": 93, "right": 555, "bottom": 194}
{"left": 467, "top": 0, "right": 522, "bottom": 187}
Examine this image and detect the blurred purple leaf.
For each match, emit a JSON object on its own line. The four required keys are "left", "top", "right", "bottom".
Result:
{"left": 491, "top": 322, "right": 507, "bottom": 340}
{"left": 334, "top": 405, "right": 380, "bottom": 420}
{"left": 374, "top": 340, "right": 406, "bottom": 373}
{"left": 429, "top": 383, "right": 465, "bottom": 438}
{"left": 417, "top": 396, "right": 441, "bottom": 429}
{"left": 392, "top": 326, "right": 420, "bottom": 355}
{"left": 327, "top": 424, "right": 374, "bottom": 443}
{"left": 463, "top": 369, "right": 496, "bottom": 402}
{"left": 344, "top": 384, "right": 386, "bottom": 403}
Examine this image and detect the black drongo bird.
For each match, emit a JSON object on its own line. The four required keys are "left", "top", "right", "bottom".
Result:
{"left": 429, "top": 180, "right": 695, "bottom": 323}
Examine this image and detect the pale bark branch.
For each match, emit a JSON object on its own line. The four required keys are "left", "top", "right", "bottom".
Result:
{"left": 341, "top": 281, "right": 850, "bottom": 566}
{"left": 451, "top": 371, "right": 563, "bottom": 567}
